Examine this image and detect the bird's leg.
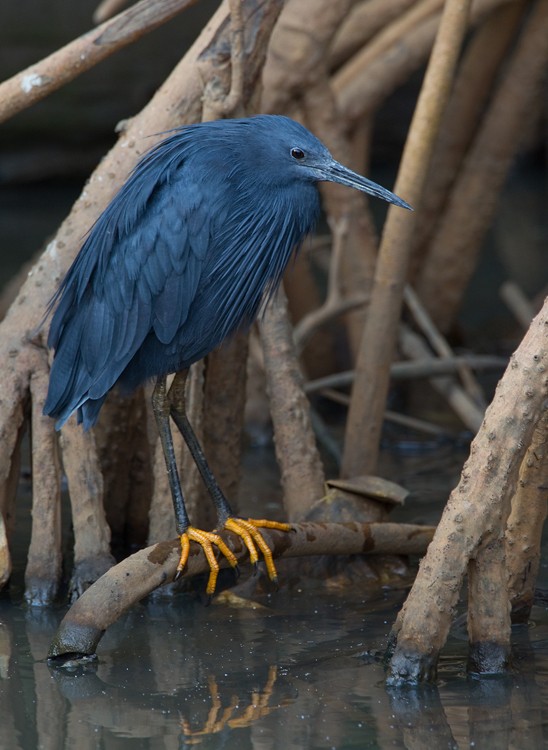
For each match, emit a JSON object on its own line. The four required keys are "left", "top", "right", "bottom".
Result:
{"left": 167, "top": 370, "right": 291, "bottom": 589}
{"left": 152, "top": 374, "right": 238, "bottom": 593}
{"left": 151, "top": 374, "right": 189, "bottom": 533}
{"left": 167, "top": 370, "right": 234, "bottom": 525}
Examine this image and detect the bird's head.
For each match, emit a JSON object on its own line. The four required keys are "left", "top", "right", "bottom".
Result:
{"left": 245, "top": 115, "right": 412, "bottom": 211}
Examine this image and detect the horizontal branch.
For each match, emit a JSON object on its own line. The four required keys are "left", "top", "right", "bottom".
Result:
{"left": 49, "top": 521, "right": 434, "bottom": 658}
{"left": 304, "top": 354, "right": 507, "bottom": 394}
{"left": 0, "top": 0, "right": 198, "bottom": 124}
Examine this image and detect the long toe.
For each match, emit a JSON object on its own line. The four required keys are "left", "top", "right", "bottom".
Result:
{"left": 176, "top": 527, "right": 239, "bottom": 595}
{"left": 223, "top": 517, "right": 291, "bottom": 585}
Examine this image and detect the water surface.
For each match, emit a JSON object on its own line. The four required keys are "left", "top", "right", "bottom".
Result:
{"left": 2, "top": 445, "right": 548, "bottom": 749}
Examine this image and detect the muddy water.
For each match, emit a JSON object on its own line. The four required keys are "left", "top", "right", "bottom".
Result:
{"left": 2, "top": 445, "right": 548, "bottom": 750}
{"left": 4, "top": 592, "right": 548, "bottom": 749}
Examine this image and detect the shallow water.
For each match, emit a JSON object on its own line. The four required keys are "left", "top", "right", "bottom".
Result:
{"left": 3, "top": 444, "right": 548, "bottom": 750}
{"left": 3, "top": 583, "right": 548, "bottom": 748}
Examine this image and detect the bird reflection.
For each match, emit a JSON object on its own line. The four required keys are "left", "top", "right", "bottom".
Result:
{"left": 46, "top": 660, "right": 295, "bottom": 745}
{"left": 180, "top": 667, "right": 288, "bottom": 743}
{"left": 3, "top": 599, "right": 547, "bottom": 750}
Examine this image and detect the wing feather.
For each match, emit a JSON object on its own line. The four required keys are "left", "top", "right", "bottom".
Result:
{"left": 44, "top": 131, "right": 209, "bottom": 428}
{"left": 44, "top": 116, "right": 321, "bottom": 430}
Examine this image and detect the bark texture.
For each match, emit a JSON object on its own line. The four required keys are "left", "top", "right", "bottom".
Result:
{"left": 48, "top": 520, "right": 435, "bottom": 658}
{"left": 259, "top": 289, "right": 325, "bottom": 521}
{"left": 387, "top": 298, "right": 548, "bottom": 684}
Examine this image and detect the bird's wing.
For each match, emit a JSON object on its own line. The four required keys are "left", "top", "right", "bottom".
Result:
{"left": 45, "top": 151, "right": 213, "bottom": 426}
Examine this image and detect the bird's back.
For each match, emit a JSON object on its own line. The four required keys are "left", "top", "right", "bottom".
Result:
{"left": 44, "top": 117, "right": 321, "bottom": 429}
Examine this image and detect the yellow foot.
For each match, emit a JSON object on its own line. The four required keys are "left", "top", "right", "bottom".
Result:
{"left": 176, "top": 527, "right": 239, "bottom": 595}
{"left": 224, "top": 518, "right": 291, "bottom": 586}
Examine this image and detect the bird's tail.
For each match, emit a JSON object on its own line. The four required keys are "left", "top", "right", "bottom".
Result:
{"left": 43, "top": 313, "right": 107, "bottom": 430}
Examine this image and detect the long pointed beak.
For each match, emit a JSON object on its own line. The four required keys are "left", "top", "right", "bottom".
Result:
{"left": 318, "top": 160, "right": 412, "bottom": 211}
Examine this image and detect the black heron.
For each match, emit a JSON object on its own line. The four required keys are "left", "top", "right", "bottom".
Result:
{"left": 44, "top": 115, "right": 411, "bottom": 593}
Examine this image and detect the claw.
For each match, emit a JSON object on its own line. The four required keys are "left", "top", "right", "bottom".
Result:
{"left": 176, "top": 520, "right": 291, "bottom": 595}
{"left": 174, "top": 532, "right": 191, "bottom": 581}
{"left": 224, "top": 518, "right": 291, "bottom": 585}
{"left": 176, "top": 527, "right": 239, "bottom": 595}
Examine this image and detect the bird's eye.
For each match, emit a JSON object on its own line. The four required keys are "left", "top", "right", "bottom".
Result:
{"left": 290, "top": 147, "right": 305, "bottom": 160}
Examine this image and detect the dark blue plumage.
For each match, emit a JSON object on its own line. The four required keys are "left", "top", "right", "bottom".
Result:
{"left": 45, "top": 115, "right": 409, "bottom": 431}
{"left": 46, "top": 118, "right": 311, "bottom": 427}
{"left": 44, "top": 115, "right": 410, "bottom": 590}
